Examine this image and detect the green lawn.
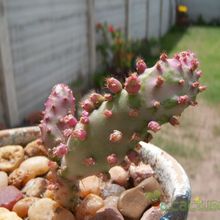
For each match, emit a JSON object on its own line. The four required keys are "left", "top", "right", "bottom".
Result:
{"left": 160, "top": 26, "right": 220, "bottom": 104}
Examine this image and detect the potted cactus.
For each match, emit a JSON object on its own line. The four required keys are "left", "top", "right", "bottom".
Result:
{"left": 0, "top": 51, "right": 205, "bottom": 220}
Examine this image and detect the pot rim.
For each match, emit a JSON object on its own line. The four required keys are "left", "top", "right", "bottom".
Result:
{"left": 0, "top": 127, "right": 191, "bottom": 220}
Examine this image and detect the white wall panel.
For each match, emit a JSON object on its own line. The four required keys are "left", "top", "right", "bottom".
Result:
{"left": 4, "top": 0, "right": 88, "bottom": 119}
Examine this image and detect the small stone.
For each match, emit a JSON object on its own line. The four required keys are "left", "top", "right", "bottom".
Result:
{"left": 118, "top": 177, "right": 163, "bottom": 219}
{"left": 24, "top": 139, "right": 47, "bottom": 157}
{"left": 104, "top": 196, "right": 119, "bottom": 208}
{"left": 0, "top": 171, "right": 8, "bottom": 188}
{"left": 90, "top": 207, "right": 124, "bottom": 220}
{"left": 78, "top": 175, "right": 103, "bottom": 198}
{"left": 118, "top": 187, "right": 150, "bottom": 219}
{"left": 0, "top": 207, "right": 22, "bottom": 220}
{"left": 109, "top": 166, "right": 129, "bottom": 186}
{"left": 129, "top": 162, "right": 154, "bottom": 186}
{"left": 101, "top": 183, "right": 125, "bottom": 198}
{"left": 0, "top": 186, "right": 23, "bottom": 210}
{"left": 76, "top": 194, "right": 104, "bottom": 218}
{"left": 28, "top": 198, "right": 75, "bottom": 220}
{"left": 22, "top": 177, "right": 47, "bottom": 197}
{"left": 12, "top": 197, "right": 39, "bottom": 218}
{"left": 140, "top": 206, "right": 163, "bottom": 220}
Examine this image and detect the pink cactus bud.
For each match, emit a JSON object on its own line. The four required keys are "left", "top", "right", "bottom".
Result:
{"left": 128, "top": 109, "right": 139, "bottom": 117}
{"left": 183, "top": 57, "right": 187, "bottom": 63}
{"left": 191, "top": 81, "right": 200, "bottom": 88}
{"left": 153, "top": 101, "right": 160, "bottom": 109}
{"left": 107, "top": 154, "right": 118, "bottom": 166}
{"left": 80, "top": 116, "right": 89, "bottom": 124}
{"left": 84, "top": 157, "right": 96, "bottom": 166}
{"left": 63, "top": 129, "right": 72, "bottom": 137}
{"left": 178, "top": 79, "right": 185, "bottom": 85}
{"left": 155, "top": 76, "right": 164, "bottom": 87}
{"left": 190, "top": 60, "right": 199, "bottom": 72}
{"left": 156, "top": 63, "right": 162, "bottom": 71}
{"left": 178, "top": 95, "right": 189, "bottom": 104}
{"left": 198, "top": 85, "right": 207, "bottom": 92}
{"left": 196, "top": 70, "right": 202, "bottom": 78}
{"left": 136, "top": 58, "right": 147, "bottom": 74}
{"left": 169, "top": 116, "right": 180, "bottom": 126}
{"left": 72, "top": 129, "right": 87, "bottom": 141}
{"left": 174, "top": 53, "right": 180, "bottom": 60}
{"left": 53, "top": 143, "right": 68, "bottom": 157}
{"left": 104, "top": 93, "right": 113, "bottom": 101}
{"left": 109, "top": 130, "right": 123, "bottom": 143}
{"left": 82, "top": 110, "right": 89, "bottom": 117}
{"left": 124, "top": 73, "right": 141, "bottom": 95}
{"left": 81, "top": 100, "right": 94, "bottom": 112}
{"left": 63, "top": 114, "right": 77, "bottom": 127}
{"left": 160, "top": 53, "right": 168, "bottom": 62}
{"left": 104, "top": 109, "right": 113, "bottom": 118}
{"left": 106, "top": 77, "right": 122, "bottom": 94}
{"left": 147, "top": 121, "right": 161, "bottom": 133}
{"left": 90, "top": 93, "right": 104, "bottom": 105}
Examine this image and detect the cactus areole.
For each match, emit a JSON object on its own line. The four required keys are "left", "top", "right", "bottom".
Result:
{"left": 40, "top": 51, "right": 206, "bottom": 179}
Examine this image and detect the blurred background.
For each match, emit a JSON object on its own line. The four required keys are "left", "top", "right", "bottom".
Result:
{"left": 0, "top": 0, "right": 220, "bottom": 219}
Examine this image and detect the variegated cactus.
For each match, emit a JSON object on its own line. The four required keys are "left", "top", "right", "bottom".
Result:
{"left": 40, "top": 51, "right": 206, "bottom": 180}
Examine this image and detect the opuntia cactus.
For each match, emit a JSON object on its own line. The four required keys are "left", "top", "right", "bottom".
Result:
{"left": 40, "top": 51, "right": 206, "bottom": 180}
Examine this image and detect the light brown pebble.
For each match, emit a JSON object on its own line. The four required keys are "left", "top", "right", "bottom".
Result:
{"left": 22, "top": 177, "right": 47, "bottom": 197}
{"left": 90, "top": 207, "right": 124, "bottom": 220}
{"left": 118, "top": 187, "right": 149, "bottom": 219}
{"left": 140, "top": 206, "right": 163, "bottom": 220}
{"left": 129, "top": 162, "right": 154, "bottom": 186}
{"left": 118, "top": 177, "right": 163, "bottom": 219}
{"left": 0, "top": 171, "right": 8, "bottom": 188}
{"left": 0, "top": 207, "right": 22, "bottom": 220}
{"left": 109, "top": 166, "right": 129, "bottom": 186}
{"left": 28, "top": 198, "right": 75, "bottom": 220}
{"left": 8, "top": 168, "right": 33, "bottom": 189}
{"left": 0, "top": 145, "right": 24, "bottom": 172}
{"left": 19, "top": 156, "right": 50, "bottom": 178}
{"left": 78, "top": 175, "right": 103, "bottom": 198}
{"left": 104, "top": 196, "right": 119, "bottom": 208}
{"left": 12, "top": 197, "right": 39, "bottom": 218}
{"left": 76, "top": 194, "right": 104, "bottom": 218}
{"left": 25, "top": 139, "right": 47, "bottom": 157}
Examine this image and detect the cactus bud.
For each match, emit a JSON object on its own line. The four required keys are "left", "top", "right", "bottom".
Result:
{"left": 178, "top": 95, "right": 189, "bottom": 104}
{"left": 147, "top": 121, "right": 161, "bottom": 133}
{"left": 81, "top": 100, "right": 94, "bottom": 112}
{"left": 160, "top": 53, "right": 168, "bottom": 62}
{"left": 136, "top": 58, "right": 147, "bottom": 74}
{"left": 125, "top": 73, "right": 141, "bottom": 95}
{"left": 104, "top": 110, "right": 113, "bottom": 118}
{"left": 107, "top": 154, "right": 118, "bottom": 166}
{"left": 72, "top": 129, "right": 87, "bottom": 141}
{"left": 169, "top": 116, "right": 180, "bottom": 126}
{"left": 109, "top": 130, "right": 123, "bottom": 143}
{"left": 106, "top": 77, "right": 122, "bottom": 93}
{"left": 53, "top": 143, "right": 68, "bottom": 157}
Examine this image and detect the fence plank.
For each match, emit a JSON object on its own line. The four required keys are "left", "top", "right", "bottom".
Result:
{"left": 0, "top": 0, "right": 19, "bottom": 126}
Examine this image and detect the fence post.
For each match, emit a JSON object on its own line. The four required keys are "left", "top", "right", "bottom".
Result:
{"left": 87, "top": 0, "right": 96, "bottom": 80}
{"left": 146, "top": 0, "right": 150, "bottom": 39}
{"left": 125, "top": 0, "right": 130, "bottom": 39}
{"left": 0, "top": 0, "right": 19, "bottom": 127}
{"left": 159, "top": 0, "right": 163, "bottom": 38}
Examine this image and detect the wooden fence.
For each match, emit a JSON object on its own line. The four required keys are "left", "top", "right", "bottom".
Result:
{"left": 0, "top": 0, "right": 177, "bottom": 127}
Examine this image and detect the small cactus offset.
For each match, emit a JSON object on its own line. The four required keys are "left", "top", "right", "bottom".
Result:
{"left": 40, "top": 51, "right": 206, "bottom": 180}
